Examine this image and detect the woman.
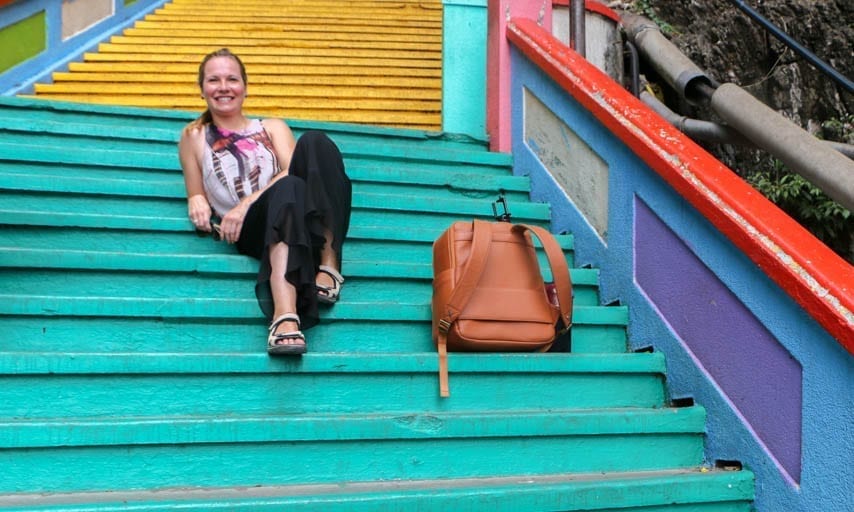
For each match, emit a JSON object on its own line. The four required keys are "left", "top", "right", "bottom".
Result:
{"left": 178, "top": 48, "right": 351, "bottom": 356}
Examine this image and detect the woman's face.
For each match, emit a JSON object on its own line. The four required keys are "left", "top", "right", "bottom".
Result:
{"left": 201, "top": 56, "right": 246, "bottom": 116}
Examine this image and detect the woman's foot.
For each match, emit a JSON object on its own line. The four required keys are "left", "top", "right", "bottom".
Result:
{"left": 267, "top": 313, "right": 306, "bottom": 356}
{"left": 316, "top": 265, "right": 344, "bottom": 304}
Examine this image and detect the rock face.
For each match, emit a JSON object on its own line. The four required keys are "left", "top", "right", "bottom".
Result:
{"left": 617, "top": 0, "right": 852, "bottom": 170}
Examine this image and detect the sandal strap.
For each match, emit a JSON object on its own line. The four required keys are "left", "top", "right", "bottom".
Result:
{"left": 270, "top": 330, "right": 305, "bottom": 341}
{"left": 269, "top": 313, "right": 301, "bottom": 333}
{"left": 318, "top": 265, "right": 344, "bottom": 284}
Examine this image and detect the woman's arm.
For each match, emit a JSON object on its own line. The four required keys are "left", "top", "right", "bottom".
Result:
{"left": 264, "top": 118, "right": 298, "bottom": 172}
{"left": 178, "top": 125, "right": 213, "bottom": 232}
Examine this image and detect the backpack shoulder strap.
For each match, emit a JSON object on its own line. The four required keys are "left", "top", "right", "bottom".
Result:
{"left": 514, "top": 224, "right": 573, "bottom": 330}
{"left": 436, "top": 219, "right": 492, "bottom": 397}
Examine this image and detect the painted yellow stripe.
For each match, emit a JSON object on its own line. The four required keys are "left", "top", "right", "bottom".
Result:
{"left": 65, "top": 62, "right": 441, "bottom": 78}
{"left": 146, "top": 11, "right": 441, "bottom": 27}
{"left": 34, "top": 82, "right": 441, "bottom": 100}
{"left": 118, "top": 29, "right": 442, "bottom": 45}
{"left": 92, "top": 45, "right": 440, "bottom": 61}
{"left": 103, "top": 36, "right": 442, "bottom": 53}
{"left": 52, "top": 72, "right": 441, "bottom": 88}
{"left": 82, "top": 52, "right": 439, "bottom": 68}
{"left": 29, "top": 94, "right": 440, "bottom": 112}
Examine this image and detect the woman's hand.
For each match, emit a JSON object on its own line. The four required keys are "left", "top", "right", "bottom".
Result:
{"left": 188, "top": 194, "right": 212, "bottom": 232}
{"left": 221, "top": 200, "right": 250, "bottom": 244}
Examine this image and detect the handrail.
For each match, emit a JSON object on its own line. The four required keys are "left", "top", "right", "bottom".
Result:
{"left": 727, "top": 0, "right": 853, "bottom": 94}
{"left": 506, "top": 17, "right": 854, "bottom": 353}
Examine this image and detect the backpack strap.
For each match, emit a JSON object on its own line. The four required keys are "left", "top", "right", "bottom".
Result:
{"left": 514, "top": 224, "right": 573, "bottom": 330}
{"left": 437, "top": 219, "right": 492, "bottom": 397}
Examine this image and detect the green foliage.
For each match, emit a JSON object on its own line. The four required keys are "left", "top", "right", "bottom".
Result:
{"left": 631, "top": 0, "right": 678, "bottom": 36}
{"left": 747, "top": 165, "right": 852, "bottom": 262}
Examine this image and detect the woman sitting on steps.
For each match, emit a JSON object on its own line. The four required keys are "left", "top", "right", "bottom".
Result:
{"left": 178, "top": 48, "right": 352, "bottom": 356}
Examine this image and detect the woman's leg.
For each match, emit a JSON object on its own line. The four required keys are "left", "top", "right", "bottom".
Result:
{"left": 316, "top": 227, "right": 340, "bottom": 290}
{"left": 268, "top": 241, "right": 304, "bottom": 347}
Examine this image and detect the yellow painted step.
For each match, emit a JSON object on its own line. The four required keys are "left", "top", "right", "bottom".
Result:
{"left": 51, "top": 72, "right": 441, "bottom": 88}
{"left": 34, "top": 82, "right": 441, "bottom": 101}
{"left": 19, "top": 94, "right": 439, "bottom": 127}
{"left": 145, "top": 11, "right": 441, "bottom": 27}
{"left": 121, "top": 27, "right": 441, "bottom": 43}
{"left": 64, "top": 62, "right": 440, "bottom": 78}
{"left": 30, "top": 0, "right": 445, "bottom": 130}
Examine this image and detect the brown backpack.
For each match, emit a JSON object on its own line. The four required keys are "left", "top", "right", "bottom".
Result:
{"left": 431, "top": 218, "right": 573, "bottom": 397}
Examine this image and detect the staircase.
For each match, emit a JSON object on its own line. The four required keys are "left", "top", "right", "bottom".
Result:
{"left": 27, "top": 0, "right": 443, "bottom": 130}
{"left": 0, "top": 96, "right": 755, "bottom": 510}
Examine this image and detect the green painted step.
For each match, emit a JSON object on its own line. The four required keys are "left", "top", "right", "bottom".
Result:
{"left": 0, "top": 312, "right": 626, "bottom": 354}
{"left": 0, "top": 161, "right": 532, "bottom": 198}
{"left": 0, "top": 470, "right": 754, "bottom": 512}
{"left": 0, "top": 353, "right": 662, "bottom": 418}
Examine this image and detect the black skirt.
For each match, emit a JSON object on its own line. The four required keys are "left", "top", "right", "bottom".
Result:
{"left": 235, "top": 130, "right": 352, "bottom": 330}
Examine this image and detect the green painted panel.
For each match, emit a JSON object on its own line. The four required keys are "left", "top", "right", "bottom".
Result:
{"left": 124, "top": 0, "right": 139, "bottom": 5}
{"left": 0, "top": 11, "right": 45, "bottom": 74}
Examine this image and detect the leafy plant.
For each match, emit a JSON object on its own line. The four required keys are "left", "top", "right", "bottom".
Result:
{"left": 747, "top": 164, "right": 852, "bottom": 262}
{"left": 631, "top": 0, "right": 678, "bottom": 36}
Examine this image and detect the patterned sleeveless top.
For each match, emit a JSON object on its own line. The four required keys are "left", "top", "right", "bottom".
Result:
{"left": 202, "top": 119, "right": 281, "bottom": 216}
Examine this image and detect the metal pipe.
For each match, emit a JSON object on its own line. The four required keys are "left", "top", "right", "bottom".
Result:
{"left": 570, "top": 0, "right": 585, "bottom": 57}
{"left": 620, "top": 12, "right": 717, "bottom": 105}
{"left": 640, "top": 91, "right": 749, "bottom": 145}
{"left": 711, "top": 83, "right": 854, "bottom": 211}
{"left": 727, "top": 0, "right": 853, "bottom": 94}
{"left": 624, "top": 40, "right": 640, "bottom": 97}
{"left": 641, "top": 91, "right": 854, "bottom": 159}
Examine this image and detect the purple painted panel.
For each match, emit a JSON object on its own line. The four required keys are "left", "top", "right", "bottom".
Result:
{"left": 634, "top": 199, "right": 802, "bottom": 480}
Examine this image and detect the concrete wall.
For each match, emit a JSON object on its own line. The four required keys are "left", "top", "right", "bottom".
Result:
{"left": 508, "top": 18, "right": 853, "bottom": 512}
{"left": 0, "top": 0, "right": 161, "bottom": 95}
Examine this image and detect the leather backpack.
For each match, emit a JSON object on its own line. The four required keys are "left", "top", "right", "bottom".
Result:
{"left": 431, "top": 215, "right": 573, "bottom": 397}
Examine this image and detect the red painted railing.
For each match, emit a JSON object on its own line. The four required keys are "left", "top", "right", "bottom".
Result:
{"left": 507, "top": 17, "right": 854, "bottom": 353}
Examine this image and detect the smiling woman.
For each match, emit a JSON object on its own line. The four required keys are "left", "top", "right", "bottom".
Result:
{"left": 178, "top": 48, "right": 352, "bottom": 356}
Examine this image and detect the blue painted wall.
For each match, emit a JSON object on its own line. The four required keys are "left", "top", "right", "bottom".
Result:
{"left": 0, "top": 0, "right": 163, "bottom": 95}
{"left": 510, "top": 45, "right": 853, "bottom": 512}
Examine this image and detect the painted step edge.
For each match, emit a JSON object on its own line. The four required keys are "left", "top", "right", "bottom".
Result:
{"left": 0, "top": 166, "right": 531, "bottom": 195}
{"left": 0, "top": 96, "right": 493, "bottom": 148}
{"left": 0, "top": 296, "right": 626, "bottom": 325}
{"left": 0, "top": 469, "right": 755, "bottom": 512}
{"left": 0, "top": 248, "right": 594, "bottom": 283}
{"left": 0, "top": 406, "right": 707, "bottom": 448}
{"left": 0, "top": 352, "right": 664, "bottom": 376}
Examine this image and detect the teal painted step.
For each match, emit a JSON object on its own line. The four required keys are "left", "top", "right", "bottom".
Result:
{"left": 0, "top": 413, "right": 704, "bottom": 493}
{"left": 0, "top": 314, "right": 626, "bottom": 354}
{"left": 0, "top": 353, "right": 658, "bottom": 417}
{"left": 0, "top": 470, "right": 754, "bottom": 512}
{"left": 0, "top": 97, "right": 753, "bottom": 509}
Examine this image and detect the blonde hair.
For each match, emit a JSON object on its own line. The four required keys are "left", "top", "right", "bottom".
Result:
{"left": 184, "top": 48, "right": 248, "bottom": 133}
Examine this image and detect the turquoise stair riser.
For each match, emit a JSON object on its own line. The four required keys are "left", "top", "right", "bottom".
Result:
{"left": 0, "top": 246, "right": 588, "bottom": 291}
{"left": 0, "top": 189, "right": 551, "bottom": 220}
{"left": 2, "top": 314, "right": 622, "bottom": 354}
{"left": 3, "top": 407, "right": 707, "bottom": 448}
{"left": 2, "top": 434, "right": 705, "bottom": 494}
{"left": 0, "top": 471, "right": 754, "bottom": 512}
{"left": 0, "top": 354, "right": 664, "bottom": 417}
